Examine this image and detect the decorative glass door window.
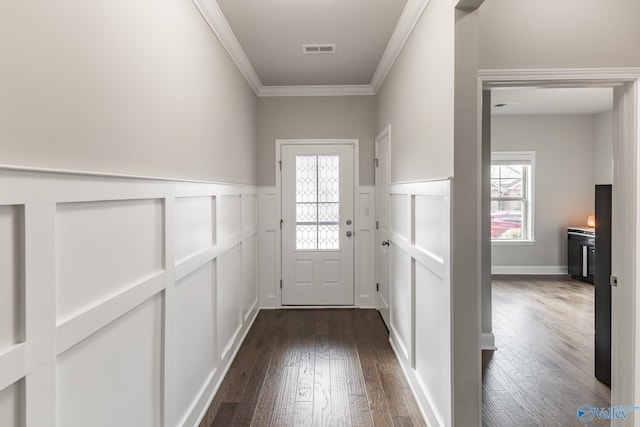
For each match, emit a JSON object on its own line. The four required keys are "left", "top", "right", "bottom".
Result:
{"left": 295, "top": 155, "right": 340, "bottom": 250}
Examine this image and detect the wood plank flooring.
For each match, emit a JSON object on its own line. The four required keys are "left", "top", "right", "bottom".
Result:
{"left": 200, "top": 309, "right": 426, "bottom": 427}
{"left": 483, "top": 276, "right": 611, "bottom": 427}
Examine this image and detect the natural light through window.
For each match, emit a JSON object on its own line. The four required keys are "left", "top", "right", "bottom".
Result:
{"left": 295, "top": 155, "right": 340, "bottom": 250}
{"left": 491, "top": 151, "right": 535, "bottom": 242}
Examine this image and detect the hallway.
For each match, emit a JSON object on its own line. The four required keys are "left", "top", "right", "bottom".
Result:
{"left": 483, "top": 277, "right": 611, "bottom": 426}
{"left": 200, "top": 309, "right": 426, "bottom": 427}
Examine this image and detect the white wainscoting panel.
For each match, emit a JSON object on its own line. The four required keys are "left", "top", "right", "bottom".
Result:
{"left": 415, "top": 263, "right": 451, "bottom": 426}
{"left": 55, "top": 199, "right": 163, "bottom": 322}
{"left": 174, "top": 261, "right": 216, "bottom": 424}
{"left": 56, "top": 294, "right": 163, "bottom": 427}
{"left": 258, "top": 189, "right": 279, "bottom": 308}
{"left": 242, "top": 194, "right": 258, "bottom": 230}
{"left": 0, "top": 206, "right": 21, "bottom": 353}
{"left": 390, "top": 244, "right": 412, "bottom": 360}
{"left": 0, "top": 167, "right": 259, "bottom": 427}
{"left": 219, "top": 195, "right": 242, "bottom": 241}
{"left": 357, "top": 186, "right": 376, "bottom": 307}
{"left": 388, "top": 179, "right": 452, "bottom": 427}
{"left": 217, "top": 245, "right": 243, "bottom": 361}
{"left": 258, "top": 186, "right": 376, "bottom": 308}
{"left": 242, "top": 235, "right": 259, "bottom": 321}
{"left": 174, "top": 196, "right": 215, "bottom": 263}
{"left": 390, "top": 194, "right": 410, "bottom": 244}
{"left": 0, "top": 380, "right": 23, "bottom": 427}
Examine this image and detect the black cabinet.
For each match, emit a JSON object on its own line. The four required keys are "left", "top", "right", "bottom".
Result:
{"left": 568, "top": 228, "right": 595, "bottom": 284}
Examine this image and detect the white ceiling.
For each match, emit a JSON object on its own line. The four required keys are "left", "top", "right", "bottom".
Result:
{"left": 215, "top": 0, "right": 408, "bottom": 87}
{"left": 491, "top": 88, "right": 614, "bottom": 116}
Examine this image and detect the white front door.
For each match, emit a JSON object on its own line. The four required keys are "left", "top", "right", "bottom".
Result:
{"left": 375, "top": 127, "right": 391, "bottom": 328}
{"left": 281, "top": 144, "right": 355, "bottom": 305}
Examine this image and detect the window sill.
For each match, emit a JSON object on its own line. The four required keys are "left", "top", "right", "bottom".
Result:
{"left": 491, "top": 239, "right": 535, "bottom": 246}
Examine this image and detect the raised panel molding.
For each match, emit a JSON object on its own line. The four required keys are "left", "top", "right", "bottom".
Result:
{"left": 0, "top": 205, "right": 22, "bottom": 354}
{"left": 0, "top": 379, "right": 23, "bottom": 426}
{"left": 0, "top": 166, "right": 259, "bottom": 427}
{"left": 388, "top": 179, "right": 453, "bottom": 427}
{"left": 258, "top": 186, "right": 376, "bottom": 308}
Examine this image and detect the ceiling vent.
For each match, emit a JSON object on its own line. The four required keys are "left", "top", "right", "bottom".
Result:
{"left": 302, "top": 44, "right": 336, "bottom": 54}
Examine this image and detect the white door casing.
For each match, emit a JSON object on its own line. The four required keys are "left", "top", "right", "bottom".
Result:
{"left": 281, "top": 143, "right": 355, "bottom": 305}
{"left": 376, "top": 126, "right": 391, "bottom": 329}
{"left": 479, "top": 69, "right": 640, "bottom": 426}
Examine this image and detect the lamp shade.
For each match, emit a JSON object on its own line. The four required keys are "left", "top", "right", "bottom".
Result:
{"left": 587, "top": 214, "right": 596, "bottom": 228}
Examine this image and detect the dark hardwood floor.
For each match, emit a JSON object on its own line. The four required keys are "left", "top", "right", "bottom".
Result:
{"left": 200, "top": 309, "right": 426, "bottom": 427}
{"left": 483, "top": 276, "right": 611, "bottom": 427}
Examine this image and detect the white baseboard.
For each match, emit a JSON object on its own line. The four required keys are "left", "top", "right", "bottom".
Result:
{"left": 389, "top": 333, "right": 441, "bottom": 427}
{"left": 481, "top": 333, "right": 496, "bottom": 351}
{"left": 491, "top": 265, "right": 567, "bottom": 275}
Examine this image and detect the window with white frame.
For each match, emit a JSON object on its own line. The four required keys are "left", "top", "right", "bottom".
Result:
{"left": 491, "top": 151, "right": 535, "bottom": 242}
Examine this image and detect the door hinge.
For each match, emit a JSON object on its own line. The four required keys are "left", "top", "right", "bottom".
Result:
{"left": 280, "top": 279, "right": 283, "bottom": 289}
{"left": 376, "top": 283, "right": 379, "bottom": 292}
{"left": 610, "top": 275, "right": 618, "bottom": 287}
{"left": 375, "top": 221, "right": 379, "bottom": 230}
{"left": 279, "top": 160, "right": 282, "bottom": 171}
{"left": 374, "top": 158, "right": 379, "bottom": 168}
{"left": 280, "top": 219, "right": 283, "bottom": 230}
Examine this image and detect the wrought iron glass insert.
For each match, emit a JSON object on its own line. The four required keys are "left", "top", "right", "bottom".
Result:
{"left": 295, "top": 155, "right": 339, "bottom": 250}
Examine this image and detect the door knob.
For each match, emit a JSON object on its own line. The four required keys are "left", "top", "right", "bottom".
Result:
{"left": 381, "top": 240, "right": 389, "bottom": 246}
{"left": 346, "top": 219, "right": 352, "bottom": 225}
{"left": 346, "top": 231, "right": 352, "bottom": 237}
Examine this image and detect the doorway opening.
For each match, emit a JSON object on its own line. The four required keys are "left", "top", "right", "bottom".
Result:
{"left": 479, "top": 74, "right": 639, "bottom": 425}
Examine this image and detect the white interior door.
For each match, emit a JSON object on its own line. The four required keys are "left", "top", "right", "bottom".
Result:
{"left": 376, "top": 128, "right": 391, "bottom": 328}
{"left": 281, "top": 144, "right": 354, "bottom": 305}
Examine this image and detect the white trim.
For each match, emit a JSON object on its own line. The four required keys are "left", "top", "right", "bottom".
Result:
{"left": 190, "top": 308, "right": 259, "bottom": 427}
{"left": 480, "top": 70, "right": 640, "bottom": 422}
{"left": 491, "top": 240, "right": 535, "bottom": 246}
{"left": 479, "top": 68, "right": 640, "bottom": 84}
{"left": 0, "top": 163, "right": 257, "bottom": 188}
{"left": 491, "top": 265, "right": 567, "bottom": 275}
{"left": 389, "top": 335, "right": 441, "bottom": 427}
{"left": 481, "top": 333, "right": 496, "bottom": 351}
{"left": 191, "top": 0, "right": 262, "bottom": 95}
{"left": 370, "top": 0, "right": 430, "bottom": 93}
{"left": 192, "top": 0, "right": 431, "bottom": 97}
{"left": 0, "top": 344, "right": 26, "bottom": 392}
{"left": 259, "top": 85, "right": 375, "bottom": 97}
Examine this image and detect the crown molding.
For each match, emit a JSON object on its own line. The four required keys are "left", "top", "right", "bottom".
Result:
{"left": 369, "top": 0, "right": 430, "bottom": 93}
{"left": 259, "top": 85, "right": 375, "bottom": 97}
{"left": 192, "top": 0, "right": 263, "bottom": 95}
{"left": 193, "top": 0, "right": 432, "bottom": 97}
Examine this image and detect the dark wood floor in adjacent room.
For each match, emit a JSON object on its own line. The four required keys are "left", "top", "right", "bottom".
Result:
{"left": 200, "top": 309, "right": 426, "bottom": 427}
{"left": 483, "top": 276, "right": 611, "bottom": 427}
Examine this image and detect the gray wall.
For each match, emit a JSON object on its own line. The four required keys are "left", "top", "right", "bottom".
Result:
{"left": 479, "top": 0, "right": 640, "bottom": 69}
{"left": 0, "top": 0, "right": 257, "bottom": 184}
{"left": 491, "top": 115, "right": 597, "bottom": 268}
{"left": 376, "top": 0, "right": 455, "bottom": 183}
{"left": 256, "top": 96, "right": 376, "bottom": 186}
{"left": 595, "top": 110, "right": 614, "bottom": 185}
